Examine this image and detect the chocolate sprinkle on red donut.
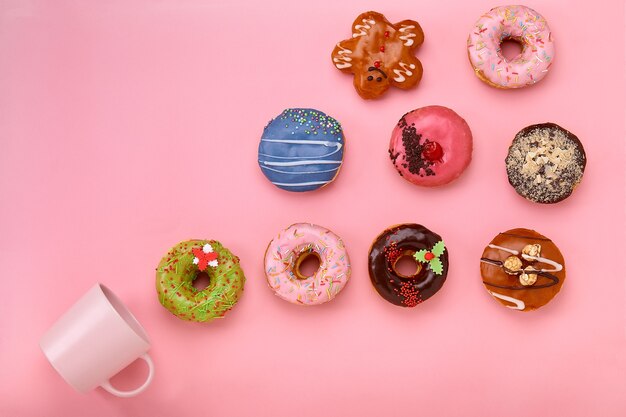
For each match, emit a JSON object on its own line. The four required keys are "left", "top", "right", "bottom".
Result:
{"left": 389, "top": 116, "right": 436, "bottom": 177}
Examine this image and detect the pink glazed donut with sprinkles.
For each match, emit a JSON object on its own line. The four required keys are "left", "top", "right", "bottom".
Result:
{"left": 264, "top": 223, "right": 351, "bottom": 305}
{"left": 389, "top": 106, "right": 473, "bottom": 187}
{"left": 467, "top": 5, "right": 554, "bottom": 88}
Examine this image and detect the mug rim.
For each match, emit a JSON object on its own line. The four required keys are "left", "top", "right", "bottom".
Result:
{"left": 98, "top": 283, "right": 150, "bottom": 346}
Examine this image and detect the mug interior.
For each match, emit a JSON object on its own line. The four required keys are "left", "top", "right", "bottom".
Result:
{"left": 100, "top": 284, "right": 150, "bottom": 345}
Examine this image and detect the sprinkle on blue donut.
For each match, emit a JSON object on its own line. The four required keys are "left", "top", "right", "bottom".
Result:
{"left": 258, "top": 108, "right": 345, "bottom": 192}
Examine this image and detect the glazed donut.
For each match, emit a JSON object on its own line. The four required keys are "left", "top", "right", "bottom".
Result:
{"left": 331, "top": 11, "right": 424, "bottom": 99}
{"left": 480, "top": 228, "right": 566, "bottom": 311}
{"left": 388, "top": 106, "right": 473, "bottom": 186}
{"left": 467, "top": 5, "right": 554, "bottom": 88}
{"left": 506, "top": 123, "right": 586, "bottom": 204}
{"left": 368, "top": 224, "right": 448, "bottom": 307}
{"left": 264, "top": 223, "right": 350, "bottom": 305}
{"left": 258, "top": 108, "right": 345, "bottom": 192}
{"left": 156, "top": 240, "right": 245, "bottom": 322}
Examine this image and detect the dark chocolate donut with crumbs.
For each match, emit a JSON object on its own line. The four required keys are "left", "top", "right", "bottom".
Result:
{"left": 368, "top": 224, "right": 448, "bottom": 307}
{"left": 506, "top": 123, "right": 586, "bottom": 204}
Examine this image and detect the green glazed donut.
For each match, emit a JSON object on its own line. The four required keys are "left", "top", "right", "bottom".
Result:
{"left": 156, "top": 240, "right": 245, "bottom": 322}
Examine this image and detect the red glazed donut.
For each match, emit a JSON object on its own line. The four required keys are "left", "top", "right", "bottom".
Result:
{"left": 388, "top": 106, "right": 473, "bottom": 187}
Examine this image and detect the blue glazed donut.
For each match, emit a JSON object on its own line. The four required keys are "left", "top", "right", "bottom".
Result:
{"left": 258, "top": 108, "right": 345, "bottom": 192}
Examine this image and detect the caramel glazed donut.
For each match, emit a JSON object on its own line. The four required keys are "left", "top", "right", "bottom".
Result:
{"left": 480, "top": 228, "right": 565, "bottom": 311}
{"left": 368, "top": 224, "right": 448, "bottom": 307}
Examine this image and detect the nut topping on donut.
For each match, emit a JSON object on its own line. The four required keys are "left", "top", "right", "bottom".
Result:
{"left": 506, "top": 123, "right": 586, "bottom": 204}
{"left": 522, "top": 244, "right": 541, "bottom": 257}
{"left": 519, "top": 267, "right": 538, "bottom": 286}
{"left": 503, "top": 256, "right": 522, "bottom": 274}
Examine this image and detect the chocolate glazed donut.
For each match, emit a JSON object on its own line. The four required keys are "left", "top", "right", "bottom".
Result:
{"left": 368, "top": 224, "right": 448, "bottom": 307}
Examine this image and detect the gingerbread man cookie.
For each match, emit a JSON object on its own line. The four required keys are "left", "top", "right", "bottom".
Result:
{"left": 331, "top": 11, "right": 424, "bottom": 99}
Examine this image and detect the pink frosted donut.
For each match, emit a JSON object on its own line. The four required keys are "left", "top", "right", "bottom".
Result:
{"left": 388, "top": 106, "right": 473, "bottom": 187}
{"left": 264, "top": 223, "right": 351, "bottom": 305}
{"left": 467, "top": 5, "right": 555, "bottom": 88}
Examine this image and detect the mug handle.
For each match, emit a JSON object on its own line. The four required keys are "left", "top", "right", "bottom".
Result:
{"left": 100, "top": 353, "right": 155, "bottom": 398}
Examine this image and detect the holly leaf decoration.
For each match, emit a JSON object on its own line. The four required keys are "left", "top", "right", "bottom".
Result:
{"left": 413, "top": 250, "right": 429, "bottom": 263}
{"left": 429, "top": 258, "right": 443, "bottom": 275}
{"left": 431, "top": 241, "right": 446, "bottom": 257}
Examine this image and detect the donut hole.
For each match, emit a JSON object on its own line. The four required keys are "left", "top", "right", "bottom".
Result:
{"left": 295, "top": 252, "right": 321, "bottom": 279}
{"left": 192, "top": 271, "right": 211, "bottom": 291}
{"left": 500, "top": 38, "right": 523, "bottom": 61}
{"left": 393, "top": 253, "right": 422, "bottom": 278}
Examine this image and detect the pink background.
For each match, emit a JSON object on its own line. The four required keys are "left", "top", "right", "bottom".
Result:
{"left": 1, "top": 0, "right": 624, "bottom": 415}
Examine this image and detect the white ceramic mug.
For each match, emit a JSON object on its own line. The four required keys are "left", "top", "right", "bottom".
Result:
{"left": 40, "top": 283, "right": 154, "bottom": 398}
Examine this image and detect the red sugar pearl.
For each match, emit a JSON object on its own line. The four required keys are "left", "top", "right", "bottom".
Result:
{"left": 399, "top": 282, "right": 421, "bottom": 307}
